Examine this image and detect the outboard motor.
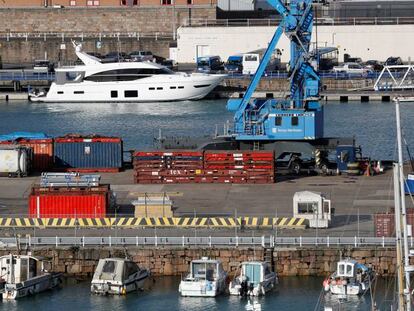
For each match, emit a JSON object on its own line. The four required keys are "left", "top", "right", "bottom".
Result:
{"left": 240, "top": 279, "right": 249, "bottom": 297}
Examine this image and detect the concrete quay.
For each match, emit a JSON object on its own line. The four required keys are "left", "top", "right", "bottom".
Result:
{"left": 0, "top": 167, "right": 405, "bottom": 237}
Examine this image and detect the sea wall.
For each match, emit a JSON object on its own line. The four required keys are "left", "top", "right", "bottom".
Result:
{"left": 0, "top": 246, "right": 398, "bottom": 277}
{"left": 223, "top": 77, "right": 374, "bottom": 92}
{"left": 0, "top": 7, "right": 216, "bottom": 33}
{"left": 0, "top": 37, "right": 172, "bottom": 64}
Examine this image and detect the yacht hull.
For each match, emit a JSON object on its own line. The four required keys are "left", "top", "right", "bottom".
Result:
{"left": 2, "top": 273, "right": 61, "bottom": 300}
{"left": 91, "top": 272, "right": 149, "bottom": 295}
{"left": 179, "top": 279, "right": 227, "bottom": 297}
{"left": 30, "top": 74, "right": 225, "bottom": 103}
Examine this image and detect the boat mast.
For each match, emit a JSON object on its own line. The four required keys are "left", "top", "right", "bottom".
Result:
{"left": 395, "top": 97, "right": 412, "bottom": 310}
{"left": 394, "top": 162, "right": 405, "bottom": 310}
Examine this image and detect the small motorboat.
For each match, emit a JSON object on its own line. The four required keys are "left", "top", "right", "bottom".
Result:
{"left": 91, "top": 258, "right": 150, "bottom": 295}
{"left": 323, "top": 259, "right": 374, "bottom": 296}
{"left": 229, "top": 261, "right": 277, "bottom": 296}
{"left": 179, "top": 257, "right": 227, "bottom": 297}
{"left": 1, "top": 254, "right": 62, "bottom": 300}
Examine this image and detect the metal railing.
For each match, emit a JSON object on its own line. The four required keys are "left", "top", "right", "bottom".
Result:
{"left": 0, "top": 31, "right": 175, "bottom": 41}
{"left": 0, "top": 71, "right": 55, "bottom": 81}
{"left": 183, "top": 16, "right": 414, "bottom": 27}
{"left": 0, "top": 236, "right": 402, "bottom": 248}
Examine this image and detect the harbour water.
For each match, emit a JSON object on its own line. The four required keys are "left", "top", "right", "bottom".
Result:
{"left": 0, "top": 276, "right": 396, "bottom": 311}
{"left": 0, "top": 100, "right": 413, "bottom": 160}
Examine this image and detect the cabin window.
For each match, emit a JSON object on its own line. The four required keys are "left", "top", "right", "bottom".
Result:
{"left": 29, "top": 258, "right": 37, "bottom": 278}
{"left": 57, "top": 91, "right": 64, "bottom": 94}
{"left": 157, "top": 87, "right": 163, "bottom": 90}
{"left": 20, "top": 258, "right": 28, "bottom": 282}
{"left": 125, "top": 90, "right": 138, "bottom": 98}
{"left": 170, "top": 86, "right": 177, "bottom": 89}
{"left": 338, "top": 264, "right": 345, "bottom": 275}
{"left": 149, "top": 87, "right": 155, "bottom": 90}
{"left": 178, "top": 86, "right": 184, "bottom": 89}
{"left": 346, "top": 264, "right": 353, "bottom": 275}
{"left": 298, "top": 202, "right": 317, "bottom": 214}
{"left": 123, "top": 262, "right": 139, "bottom": 279}
{"left": 291, "top": 116, "right": 299, "bottom": 126}
{"left": 194, "top": 84, "right": 210, "bottom": 88}
{"left": 111, "top": 90, "right": 118, "bottom": 98}
{"left": 102, "top": 261, "right": 116, "bottom": 273}
{"left": 275, "top": 116, "right": 282, "bottom": 126}
{"left": 74, "top": 91, "right": 84, "bottom": 94}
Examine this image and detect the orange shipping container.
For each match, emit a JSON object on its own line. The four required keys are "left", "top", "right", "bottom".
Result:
{"left": 0, "top": 138, "right": 53, "bottom": 171}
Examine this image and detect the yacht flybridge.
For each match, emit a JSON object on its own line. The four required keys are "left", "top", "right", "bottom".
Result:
{"left": 29, "top": 42, "right": 226, "bottom": 103}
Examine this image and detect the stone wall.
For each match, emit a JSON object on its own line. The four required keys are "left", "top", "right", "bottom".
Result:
{"left": 0, "top": 7, "right": 216, "bottom": 33}
{"left": 0, "top": 37, "right": 172, "bottom": 63}
{"left": 0, "top": 246, "right": 399, "bottom": 278}
{"left": 223, "top": 77, "right": 374, "bottom": 92}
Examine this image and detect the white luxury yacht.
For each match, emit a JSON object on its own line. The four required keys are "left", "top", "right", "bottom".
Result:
{"left": 29, "top": 42, "right": 226, "bottom": 102}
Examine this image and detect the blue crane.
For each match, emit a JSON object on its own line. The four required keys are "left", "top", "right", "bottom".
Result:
{"left": 226, "top": 0, "right": 323, "bottom": 141}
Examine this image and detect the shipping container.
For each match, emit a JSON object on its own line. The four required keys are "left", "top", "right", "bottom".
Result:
{"left": 0, "top": 138, "right": 53, "bottom": 171}
{"left": 374, "top": 213, "right": 414, "bottom": 237}
{"left": 29, "top": 185, "right": 112, "bottom": 218}
{"left": 54, "top": 135, "right": 123, "bottom": 171}
{"left": 0, "top": 145, "right": 32, "bottom": 177}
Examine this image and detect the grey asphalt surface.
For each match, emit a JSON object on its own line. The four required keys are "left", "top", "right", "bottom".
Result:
{"left": 0, "top": 167, "right": 409, "bottom": 237}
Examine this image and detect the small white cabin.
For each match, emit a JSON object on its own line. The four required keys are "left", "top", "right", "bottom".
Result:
{"left": 293, "top": 191, "right": 332, "bottom": 228}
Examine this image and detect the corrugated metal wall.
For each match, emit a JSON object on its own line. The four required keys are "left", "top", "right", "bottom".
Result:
{"left": 29, "top": 190, "right": 108, "bottom": 218}
{"left": 54, "top": 139, "right": 123, "bottom": 169}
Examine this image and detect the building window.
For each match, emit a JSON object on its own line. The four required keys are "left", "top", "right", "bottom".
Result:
{"left": 111, "top": 90, "right": 118, "bottom": 98}
{"left": 87, "top": 0, "right": 100, "bottom": 5}
{"left": 275, "top": 116, "right": 282, "bottom": 126}
{"left": 125, "top": 90, "right": 138, "bottom": 98}
{"left": 291, "top": 116, "right": 299, "bottom": 126}
{"left": 121, "top": 0, "right": 127, "bottom": 4}
{"left": 133, "top": 0, "right": 138, "bottom": 4}
{"left": 70, "top": 0, "right": 76, "bottom": 5}
{"left": 187, "top": 0, "right": 192, "bottom": 4}
{"left": 162, "top": 0, "right": 172, "bottom": 5}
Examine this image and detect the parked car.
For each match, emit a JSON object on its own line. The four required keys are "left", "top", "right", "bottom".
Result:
{"left": 196, "top": 55, "right": 224, "bottom": 73}
{"left": 33, "top": 60, "right": 55, "bottom": 73}
{"left": 364, "top": 60, "right": 383, "bottom": 71}
{"left": 103, "top": 52, "right": 130, "bottom": 63}
{"left": 129, "top": 51, "right": 154, "bottom": 62}
{"left": 384, "top": 56, "right": 403, "bottom": 66}
{"left": 161, "top": 59, "right": 177, "bottom": 71}
{"left": 332, "top": 62, "right": 371, "bottom": 75}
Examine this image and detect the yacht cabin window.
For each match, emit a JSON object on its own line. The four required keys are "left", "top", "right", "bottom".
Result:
{"left": 84, "top": 68, "right": 173, "bottom": 83}
{"left": 111, "top": 91, "right": 118, "bottom": 98}
{"left": 125, "top": 90, "right": 138, "bottom": 98}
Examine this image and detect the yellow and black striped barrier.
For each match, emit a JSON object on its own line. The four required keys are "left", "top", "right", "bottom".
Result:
{"left": 1, "top": 217, "right": 307, "bottom": 229}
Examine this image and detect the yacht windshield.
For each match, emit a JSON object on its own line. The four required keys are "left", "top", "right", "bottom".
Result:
{"left": 192, "top": 262, "right": 217, "bottom": 281}
{"left": 84, "top": 68, "right": 174, "bottom": 82}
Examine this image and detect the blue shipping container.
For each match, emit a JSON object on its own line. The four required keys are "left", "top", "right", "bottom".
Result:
{"left": 54, "top": 137, "right": 123, "bottom": 169}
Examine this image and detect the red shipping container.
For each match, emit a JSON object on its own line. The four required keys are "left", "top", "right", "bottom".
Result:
{"left": 29, "top": 185, "right": 110, "bottom": 218}
{"left": 0, "top": 138, "right": 53, "bottom": 171}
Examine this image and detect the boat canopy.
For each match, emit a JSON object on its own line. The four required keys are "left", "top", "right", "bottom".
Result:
{"left": 93, "top": 258, "right": 140, "bottom": 283}
{"left": 243, "top": 262, "right": 263, "bottom": 286}
{"left": 0, "top": 132, "right": 50, "bottom": 141}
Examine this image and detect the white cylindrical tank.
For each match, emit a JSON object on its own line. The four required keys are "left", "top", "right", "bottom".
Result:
{"left": 0, "top": 147, "right": 29, "bottom": 176}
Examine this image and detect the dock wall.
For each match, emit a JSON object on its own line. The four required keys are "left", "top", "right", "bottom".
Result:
{"left": 0, "top": 247, "right": 398, "bottom": 277}
{"left": 0, "top": 7, "right": 215, "bottom": 33}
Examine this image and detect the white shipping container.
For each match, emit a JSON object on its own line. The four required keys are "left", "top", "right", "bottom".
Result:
{"left": 0, "top": 147, "right": 30, "bottom": 177}
{"left": 217, "top": 0, "right": 254, "bottom": 11}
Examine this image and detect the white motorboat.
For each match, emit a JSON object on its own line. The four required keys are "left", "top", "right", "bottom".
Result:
{"left": 91, "top": 258, "right": 150, "bottom": 295}
{"left": 229, "top": 261, "right": 277, "bottom": 296}
{"left": 179, "top": 257, "right": 227, "bottom": 297}
{"left": 29, "top": 42, "right": 226, "bottom": 103}
{"left": 1, "top": 254, "right": 62, "bottom": 300}
{"left": 323, "top": 259, "right": 374, "bottom": 296}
